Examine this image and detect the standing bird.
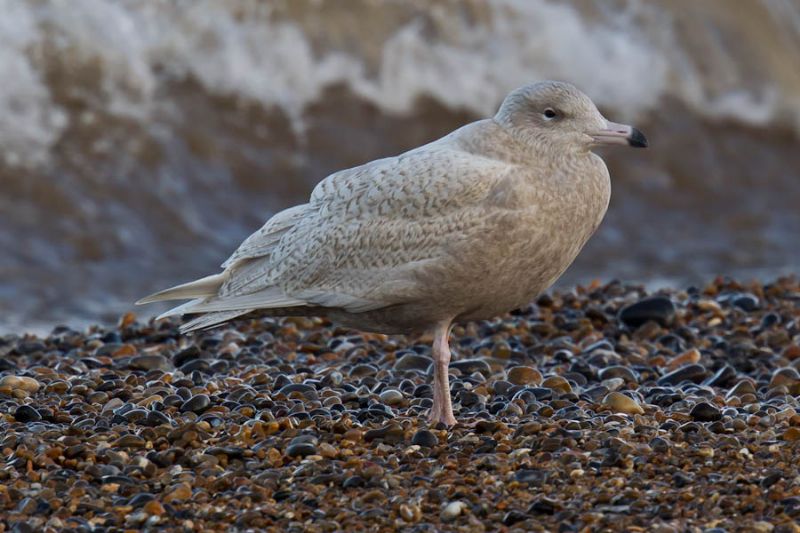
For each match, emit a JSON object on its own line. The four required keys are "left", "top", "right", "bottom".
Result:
{"left": 137, "top": 81, "right": 647, "bottom": 426}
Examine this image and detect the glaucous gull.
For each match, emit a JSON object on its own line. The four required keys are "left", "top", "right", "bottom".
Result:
{"left": 138, "top": 80, "right": 647, "bottom": 426}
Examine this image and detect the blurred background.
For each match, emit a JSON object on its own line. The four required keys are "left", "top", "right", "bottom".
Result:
{"left": 1, "top": 0, "right": 799, "bottom": 332}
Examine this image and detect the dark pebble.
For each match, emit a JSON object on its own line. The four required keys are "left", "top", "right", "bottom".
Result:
{"left": 619, "top": 296, "right": 676, "bottom": 328}
{"left": 503, "top": 510, "right": 528, "bottom": 526}
{"left": 731, "top": 293, "right": 760, "bottom": 312}
{"left": 411, "top": 429, "right": 438, "bottom": 447}
{"left": 450, "top": 358, "right": 491, "bottom": 375}
{"left": 14, "top": 405, "right": 42, "bottom": 423}
{"left": 657, "top": 364, "right": 707, "bottom": 385}
{"left": 180, "top": 394, "right": 211, "bottom": 414}
{"left": 393, "top": 353, "right": 432, "bottom": 372}
{"left": 689, "top": 401, "right": 722, "bottom": 422}
{"left": 364, "top": 423, "right": 405, "bottom": 444}
{"left": 703, "top": 364, "right": 736, "bottom": 387}
{"left": 598, "top": 365, "right": 639, "bottom": 383}
{"left": 286, "top": 442, "right": 318, "bottom": 457}
{"left": 128, "top": 492, "right": 156, "bottom": 507}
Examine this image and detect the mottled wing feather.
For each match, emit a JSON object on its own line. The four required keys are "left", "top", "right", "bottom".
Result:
{"left": 221, "top": 204, "right": 311, "bottom": 269}
{"left": 218, "top": 143, "right": 515, "bottom": 312}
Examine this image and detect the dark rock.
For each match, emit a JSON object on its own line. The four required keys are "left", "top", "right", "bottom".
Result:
{"left": 13, "top": 405, "right": 41, "bottom": 423}
{"left": 394, "top": 353, "right": 432, "bottom": 372}
{"left": 180, "top": 394, "right": 211, "bottom": 414}
{"left": 364, "top": 423, "right": 404, "bottom": 444}
{"left": 450, "top": 358, "right": 491, "bottom": 376}
{"left": 286, "top": 442, "right": 317, "bottom": 457}
{"left": 278, "top": 383, "right": 319, "bottom": 400}
{"left": 731, "top": 293, "right": 760, "bottom": 312}
{"left": 657, "top": 364, "right": 707, "bottom": 385}
{"left": 703, "top": 365, "right": 736, "bottom": 387}
{"left": 619, "top": 296, "right": 676, "bottom": 328}
{"left": 128, "top": 492, "right": 156, "bottom": 507}
{"left": 411, "top": 429, "right": 438, "bottom": 447}
{"left": 502, "top": 510, "right": 528, "bottom": 526}
{"left": 690, "top": 402, "right": 722, "bottom": 422}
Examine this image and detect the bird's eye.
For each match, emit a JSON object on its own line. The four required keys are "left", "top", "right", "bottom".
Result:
{"left": 543, "top": 108, "right": 557, "bottom": 119}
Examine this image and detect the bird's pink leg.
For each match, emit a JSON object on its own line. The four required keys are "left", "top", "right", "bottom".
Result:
{"left": 428, "top": 320, "right": 456, "bottom": 426}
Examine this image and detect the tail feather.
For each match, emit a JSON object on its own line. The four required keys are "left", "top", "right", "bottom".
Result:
{"left": 180, "top": 310, "right": 254, "bottom": 333}
{"left": 136, "top": 274, "right": 225, "bottom": 304}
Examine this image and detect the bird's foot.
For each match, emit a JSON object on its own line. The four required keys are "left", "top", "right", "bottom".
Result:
{"left": 427, "top": 406, "right": 457, "bottom": 427}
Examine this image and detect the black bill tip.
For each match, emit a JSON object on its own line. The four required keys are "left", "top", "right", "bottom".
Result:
{"left": 628, "top": 127, "right": 648, "bottom": 148}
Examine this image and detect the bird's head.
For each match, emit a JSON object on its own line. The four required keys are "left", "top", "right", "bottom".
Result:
{"left": 494, "top": 81, "right": 647, "bottom": 153}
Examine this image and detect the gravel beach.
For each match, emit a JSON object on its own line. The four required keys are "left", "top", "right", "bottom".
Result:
{"left": 1, "top": 277, "right": 799, "bottom": 532}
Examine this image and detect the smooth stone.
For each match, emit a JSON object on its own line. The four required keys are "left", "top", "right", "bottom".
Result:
{"left": 348, "top": 364, "right": 377, "bottom": 377}
{"left": 726, "top": 380, "right": 757, "bottom": 399}
{"left": 657, "top": 364, "right": 707, "bottom": 385}
{"left": 690, "top": 402, "right": 722, "bottom": 422}
{"left": 506, "top": 366, "right": 542, "bottom": 386}
{"left": 731, "top": 293, "right": 760, "bottom": 312}
{"left": 102, "top": 398, "right": 125, "bottom": 413}
{"left": 180, "top": 394, "right": 210, "bottom": 414}
{"left": 600, "top": 377, "right": 625, "bottom": 392}
{"left": 14, "top": 405, "right": 42, "bottom": 423}
{"left": 172, "top": 346, "right": 202, "bottom": 367}
{"left": 379, "top": 389, "right": 404, "bottom": 406}
{"left": 619, "top": 296, "right": 676, "bottom": 328}
{"left": 541, "top": 376, "right": 571, "bottom": 394}
{"left": 394, "top": 353, "right": 432, "bottom": 372}
{"left": 666, "top": 348, "right": 701, "bottom": 371}
{"left": 364, "top": 423, "right": 404, "bottom": 444}
{"left": 128, "top": 493, "right": 156, "bottom": 508}
{"left": 450, "top": 359, "right": 491, "bottom": 376}
{"left": 769, "top": 367, "right": 800, "bottom": 390}
{"left": 113, "top": 435, "right": 146, "bottom": 448}
{"left": 278, "top": 383, "right": 319, "bottom": 400}
{"left": 704, "top": 365, "right": 736, "bottom": 387}
{"left": 144, "top": 411, "right": 171, "bottom": 426}
{"left": 602, "top": 392, "right": 644, "bottom": 415}
{"left": 0, "top": 376, "right": 41, "bottom": 393}
{"left": 129, "top": 355, "right": 172, "bottom": 371}
{"left": 649, "top": 437, "right": 670, "bottom": 453}
{"left": 441, "top": 501, "right": 467, "bottom": 521}
{"left": 286, "top": 442, "right": 317, "bottom": 457}
{"left": 598, "top": 366, "right": 639, "bottom": 383}
{"left": 411, "top": 429, "right": 438, "bottom": 447}
{"left": 342, "top": 475, "right": 365, "bottom": 488}
{"left": 782, "top": 427, "right": 800, "bottom": 442}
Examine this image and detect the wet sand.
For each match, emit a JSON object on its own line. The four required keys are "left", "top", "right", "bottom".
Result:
{"left": 1, "top": 277, "right": 799, "bottom": 531}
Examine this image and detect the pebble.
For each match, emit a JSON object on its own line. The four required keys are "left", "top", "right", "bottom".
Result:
{"left": 602, "top": 392, "right": 644, "bottom": 414}
{"left": 619, "top": 296, "right": 676, "bottom": 328}
{"left": 506, "top": 366, "right": 542, "bottom": 385}
{"left": 379, "top": 389, "right": 404, "bottom": 406}
{"left": 666, "top": 348, "right": 701, "bottom": 370}
{"left": 180, "top": 394, "right": 211, "bottom": 414}
{"left": 394, "top": 353, "right": 431, "bottom": 372}
{"left": 657, "top": 364, "right": 707, "bottom": 385}
{"left": 0, "top": 375, "right": 41, "bottom": 393}
{"left": 598, "top": 365, "right": 638, "bottom": 383}
{"left": 450, "top": 359, "right": 491, "bottom": 375}
{"left": 411, "top": 429, "right": 438, "bottom": 447}
{"left": 0, "top": 276, "right": 798, "bottom": 531}
{"left": 286, "top": 441, "right": 318, "bottom": 458}
{"left": 441, "top": 501, "right": 467, "bottom": 521}
{"left": 690, "top": 402, "right": 722, "bottom": 422}
{"left": 129, "top": 355, "right": 172, "bottom": 371}
{"left": 13, "top": 405, "right": 42, "bottom": 423}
